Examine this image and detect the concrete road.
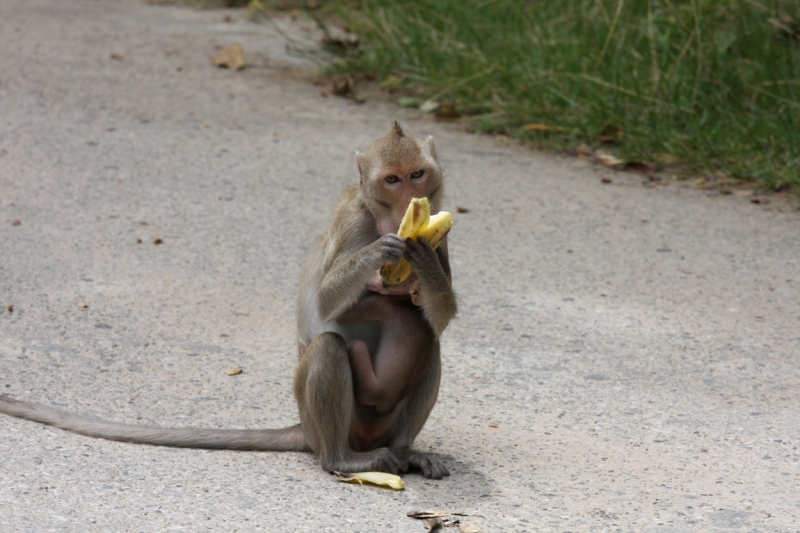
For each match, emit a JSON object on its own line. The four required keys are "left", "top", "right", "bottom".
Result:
{"left": 1, "top": 1, "right": 799, "bottom": 531}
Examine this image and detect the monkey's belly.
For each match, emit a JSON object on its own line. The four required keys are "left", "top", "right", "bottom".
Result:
{"left": 350, "top": 400, "right": 405, "bottom": 451}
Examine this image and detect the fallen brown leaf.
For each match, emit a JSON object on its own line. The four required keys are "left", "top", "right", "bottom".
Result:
{"left": 6, "top": 305, "right": 13, "bottom": 313}
{"left": 212, "top": 43, "right": 245, "bottom": 71}
{"left": 323, "top": 76, "right": 364, "bottom": 103}
{"left": 11, "top": 219, "right": 21, "bottom": 226}
{"left": 623, "top": 161, "right": 655, "bottom": 178}
{"left": 488, "top": 424, "right": 498, "bottom": 428}
{"left": 655, "top": 152, "right": 680, "bottom": 165}
{"left": 153, "top": 238, "right": 163, "bottom": 245}
{"left": 408, "top": 511, "right": 453, "bottom": 519}
{"left": 110, "top": 53, "right": 124, "bottom": 61}
{"left": 456, "top": 206, "right": 470, "bottom": 214}
{"left": 523, "top": 123, "right": 551, "bottom": 132}
{"left": 436, "top": 103, "right": 460, "bottom": 120}
{"left": 599, "top": 124, "right": 624, "bottom": 144}
{"left": 320, "top": 34, "right": 360, "bottom": 51}
{"left": 601, "top": 177, "right": 612, "bottom": 184}
{"left": 380, "top": 74, "right": 405, "bottom": 89}
{"left": 225, "top": 367, "right": 243, "bottom": 376}
{"left": 136, "top": 238, "right": 142, "bottom": 244}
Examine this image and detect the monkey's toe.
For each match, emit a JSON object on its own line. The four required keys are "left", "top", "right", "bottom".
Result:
{"left": 400, "top": 450, "right": 449, "bottom": 479}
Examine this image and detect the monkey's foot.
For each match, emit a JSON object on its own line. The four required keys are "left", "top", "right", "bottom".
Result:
{"left": 322, "top": 448, "right": 403, "bottom": 475}
{"left": 394, "top": 449, "right": 450, "bottom": 479}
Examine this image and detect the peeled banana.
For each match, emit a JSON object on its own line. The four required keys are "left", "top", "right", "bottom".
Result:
{"left": 380, "top": 197, "right": 454, "bottom": 285}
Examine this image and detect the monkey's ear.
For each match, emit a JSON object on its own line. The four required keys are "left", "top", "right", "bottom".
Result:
{"left": 426, "top": 135, "right": 439, "bottom": 162}
{"left": 354, "top": 151, "right": 365, "bottom": 184}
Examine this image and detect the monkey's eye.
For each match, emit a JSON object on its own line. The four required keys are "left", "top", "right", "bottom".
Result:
{"left": 384, "top": 175, "right": 400, "bottom": 184}
{"left": 410, "top": 169, "right": 425, "bottom": 179}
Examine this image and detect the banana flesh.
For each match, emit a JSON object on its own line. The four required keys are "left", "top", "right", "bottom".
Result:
{"left": 380, "top": 197, "right": 453, "bottom": 285}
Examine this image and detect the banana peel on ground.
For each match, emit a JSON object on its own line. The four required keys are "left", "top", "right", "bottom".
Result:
{"left": 331, "top": 471, "right": 405, "bottom": 490}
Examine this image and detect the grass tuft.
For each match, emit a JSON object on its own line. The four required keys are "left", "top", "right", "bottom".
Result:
{"left": 319, "top": 0, "right": 800, "bottom": 189}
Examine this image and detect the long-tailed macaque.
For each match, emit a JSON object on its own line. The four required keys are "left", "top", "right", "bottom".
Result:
{"left": 0, "top": 122, "right": 457, "bottom": 479}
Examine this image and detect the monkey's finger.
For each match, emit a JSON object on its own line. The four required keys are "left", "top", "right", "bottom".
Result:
{"left": 380, "top": 234, "right": 406, "bottom": 264}
{"left": 403, "top": 237, "right": 435, "bottom": 264}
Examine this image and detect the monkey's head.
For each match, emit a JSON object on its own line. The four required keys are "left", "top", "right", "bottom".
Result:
{"left": 356, "top": 122, "right": 444, "bottom": 235}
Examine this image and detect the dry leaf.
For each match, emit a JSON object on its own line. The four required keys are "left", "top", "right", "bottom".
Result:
{"left": 6, "top": 305, "right": 13, "bottom": 313}
{"left": 136, "top": 238, "right": 142, "bottom": 244}
{"left": 436, "top": 103, "right": 460, "bottom": 119}
{"left": 332, "top": 471, "right": 405, "bottom": 490}
{"left": 595, "top": 150, "right": 625, "bottom": 168}
{"left": 523, "top": 123, "right": 550, "bottom": 132}
{"left": 323, "top": 76, "right": 364, "bottom": 103}
{"left": 456, "top": 206, "right": 469, "bottom": 213}
{"left": 423, "top": 518, "right": 444, "bottom": 531}
{"left": 380, "top": 74, "right": 405, "bottom": 89}
{"left": 153, "top": 238, "right": 163, "bottom": 245}
{"left": 212, "top": 43, "right": 245, "bottom": 71}
{"left": 601, "top": 177, "right": 613, "bottom": 184}
{"left": 599, "top": 124, "right": 624, "bottom": 144}
{"left": 655, "top": 152, "right": 679, "bottom": 165}
{"left": 225, "top": 367, "right": 243, "bottom": 376}
{"left": 420, "top": 100, "right": 440, "bottom": 114}
{"left": 488, "top": 424, "right": 498, "bottom": 428}
{"left": 408, "top": 511, "right": 453, "bottom": 519}
{"left": 623, "top": 161, "right": 655, "bottom": 178}
{"left": 110, "top": 53, "right": 124, "bottom": 61}
{"left": 320, "top": 34, "right": 360, "bottom": 51}
{"left": 75, "top": 301, "right": 88, "bottom": 308}
{"left": 11, "top": 219, "right": 21, "bottom": 226}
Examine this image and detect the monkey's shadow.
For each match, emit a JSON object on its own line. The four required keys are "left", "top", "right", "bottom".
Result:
{"left": 390, "top": 458, "right": 493, "bottom": 509}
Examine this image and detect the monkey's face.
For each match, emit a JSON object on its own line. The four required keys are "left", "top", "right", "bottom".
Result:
{"left": 357, "top": 123, "right": 443, "bottom": 235}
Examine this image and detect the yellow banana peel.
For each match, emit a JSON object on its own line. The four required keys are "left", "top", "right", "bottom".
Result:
{"left": 333, "top": 471, "right": 405, "bottom": 490}
{"left": 380, "top": 197, "right": 453, "bottom": 285}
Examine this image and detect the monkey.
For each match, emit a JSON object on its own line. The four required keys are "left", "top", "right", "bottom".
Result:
{"left": 0, "top": 122, "right": 457, "bottom": 479}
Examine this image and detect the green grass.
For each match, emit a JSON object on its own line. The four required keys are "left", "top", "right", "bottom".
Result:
{"left": 315, "top": 0, "right": 800, "bottom": 189}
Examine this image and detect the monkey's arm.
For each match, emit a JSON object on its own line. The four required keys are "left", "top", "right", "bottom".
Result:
{"left": 404, "top": 238, "right": 457, "bottom": 338}
{"left": 317, "top": 234, "right": 406, "bottom": 322}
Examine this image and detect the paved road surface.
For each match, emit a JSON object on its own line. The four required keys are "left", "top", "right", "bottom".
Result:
{"left": 1, "top": 1, "right": 799, "bottom": 531}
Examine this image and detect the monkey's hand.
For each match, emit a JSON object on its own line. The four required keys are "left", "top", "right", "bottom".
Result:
{"left": 404, "top": 237, "right": 457, "bottom": 337}
{"left": 373, "top": 233, "right": 406, "bottom": 268}
{"left": 318, "top": 234, "right": 406, "bottom": 322}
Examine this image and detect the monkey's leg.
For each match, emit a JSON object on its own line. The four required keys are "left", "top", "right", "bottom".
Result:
{"left": 338, "top": 295, "right": 433, "bottom": 415}
{"left": 293, "top": 331, "right": 403, "bottom": 474}
{"left": 390, "top": 343, "right": 450, "bottom": 479}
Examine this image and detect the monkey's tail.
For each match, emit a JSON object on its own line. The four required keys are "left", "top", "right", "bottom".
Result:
{"left": 0, "top": 396, "right": 310, "bottom": 452}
